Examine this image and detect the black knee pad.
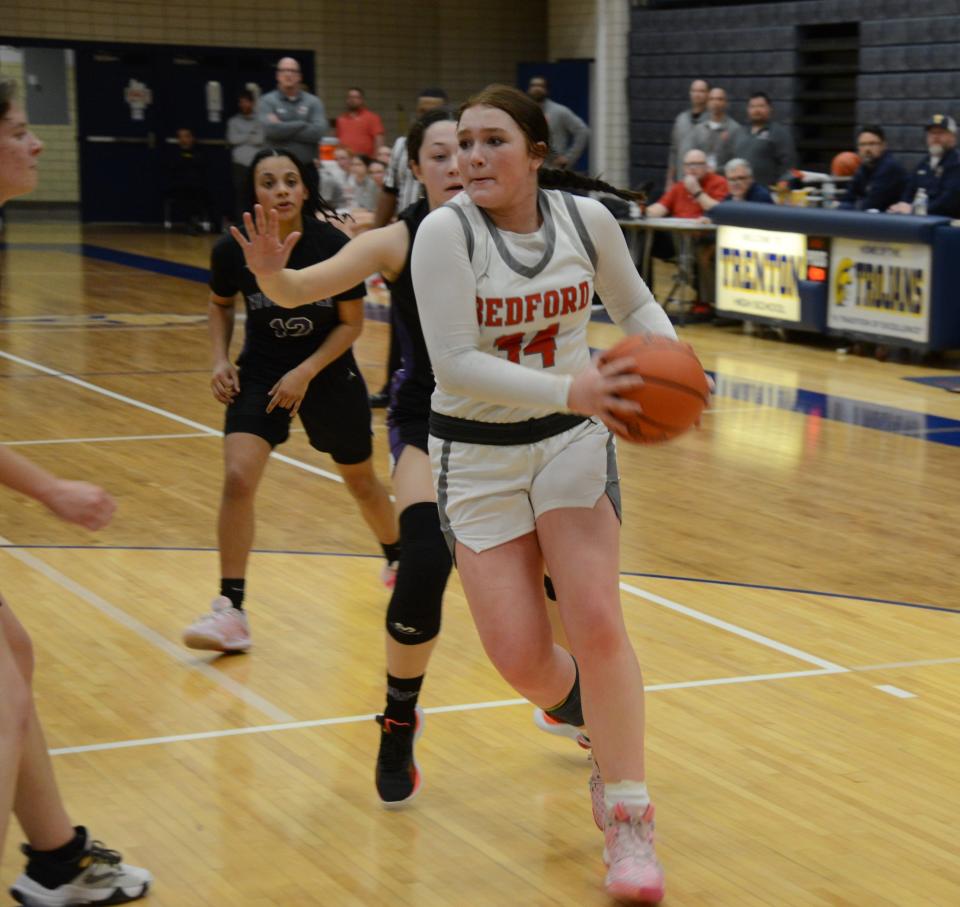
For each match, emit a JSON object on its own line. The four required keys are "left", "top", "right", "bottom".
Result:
{"left": 386, "top": 502, "right": 452, "bottom": 644}
{"left": 546, "top": 656, "right": 584, "bottom": 727}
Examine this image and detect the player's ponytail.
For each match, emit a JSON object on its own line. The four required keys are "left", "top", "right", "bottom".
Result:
{"left": 537, "top": 167, "right": 645, "bottom": 202}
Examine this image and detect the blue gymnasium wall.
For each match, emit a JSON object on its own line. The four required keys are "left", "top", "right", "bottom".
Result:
{"left": 629, "top": 0, "right": 960, "bottom": 192}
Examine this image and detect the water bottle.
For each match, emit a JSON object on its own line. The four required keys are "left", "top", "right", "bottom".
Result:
{"left": 912, "top": 188, "right": 929, "bottom": 216}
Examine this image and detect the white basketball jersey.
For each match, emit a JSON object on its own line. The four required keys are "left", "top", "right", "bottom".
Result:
{"left": 435, "top": 189, "right": 598, "bottom": 423}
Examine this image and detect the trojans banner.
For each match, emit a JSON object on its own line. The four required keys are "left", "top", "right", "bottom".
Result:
{"left": 828, "top": 238, "right": 931, "bottom": 342}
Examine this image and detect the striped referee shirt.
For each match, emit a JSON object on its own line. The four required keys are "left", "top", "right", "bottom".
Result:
{"left": 384, "top": 136, "right": 423, "bottom": 212}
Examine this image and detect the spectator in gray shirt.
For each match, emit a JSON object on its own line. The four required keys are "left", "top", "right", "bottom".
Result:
{"left": 682, "top": 87, "right": 741, "bottom": 172}
{"left": 733, "top": 92, "right": 796, "bottom": 188}
{"left": 527, "top": 75, "right": 589, "bottom": 170}
{"left": 226, "top": 90, "right": 264, "bottom": 222}
{"left": 667, "top": 78, "right": 709, "bottom": 186}
{"left": 256, "top": 57, "right": 328, "bottom": 165}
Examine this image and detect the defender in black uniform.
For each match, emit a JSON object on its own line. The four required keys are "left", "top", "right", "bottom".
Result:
{"left": 228, "top": 111, "right": 460, "bottom": 806}
{"left": 183, "top": 148, "right": 400, "bottom": 654}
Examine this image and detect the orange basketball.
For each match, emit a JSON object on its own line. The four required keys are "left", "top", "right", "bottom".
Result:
{"left": 600, "top": 334, "right": 710, "bottom": 443}
{"left": 831, "top": 151, "right": 861, "bottom": 177}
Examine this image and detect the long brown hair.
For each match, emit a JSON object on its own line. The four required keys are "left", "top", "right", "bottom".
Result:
{"left": 459, "top": 84, "right": 643, "bottom": 202}
{"left": 0, "top": 78, "right": 17, "bottom": 120}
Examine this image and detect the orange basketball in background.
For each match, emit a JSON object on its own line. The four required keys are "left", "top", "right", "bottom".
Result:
{"left": 600, "top": 334, "right": 710, "bottom": 443}
{"left": 831, "top": 151, "right": 861, "bottom": 177}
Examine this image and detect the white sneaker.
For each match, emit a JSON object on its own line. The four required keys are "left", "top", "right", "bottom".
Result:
{"left": 182, "top": 596, "right": 251, "bottom": 652}
{"left": 532, "top": 707, "right": 591, "bottom": 749}
{"left": 11, "top": 833, "right": 152, "bottom": 906}
{"left": 380, "top": 560, "right": 399, "bottom": 589}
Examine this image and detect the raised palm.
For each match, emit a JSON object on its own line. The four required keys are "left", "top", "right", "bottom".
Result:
{"left": 229, "top": 204, "right": 301, "bottom": 278}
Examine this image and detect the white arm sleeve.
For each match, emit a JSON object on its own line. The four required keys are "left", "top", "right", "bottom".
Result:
{"left": 578, "top": 198, "right": 678, "bottom": 340}
{"left": 412, "top": 208, "right": 573, "bottom": 412}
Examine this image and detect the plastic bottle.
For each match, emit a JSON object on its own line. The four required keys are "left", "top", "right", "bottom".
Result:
{"left": 912, "top": 188, "right": 929, "bottom": 216}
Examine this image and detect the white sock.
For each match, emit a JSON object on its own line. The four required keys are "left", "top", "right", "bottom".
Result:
{"left": 604, "top": 779, "right": 651, "bottom": 814}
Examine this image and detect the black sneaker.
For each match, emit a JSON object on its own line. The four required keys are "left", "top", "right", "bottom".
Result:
{"left": 374, "top": 706, "right": 423, "bottom": 807}
{"left": 12, "top": 831, "right": 152, "bottom": 906}
{"left": 369, "top": 391, "right": 390, "bottom": 409}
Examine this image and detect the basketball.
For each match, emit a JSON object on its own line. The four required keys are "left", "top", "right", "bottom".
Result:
{"left": 600, "top": 334, "right": 710, "bottom": 443}
{"left": 831, "top": 151, "right": 861, "bottom": 177}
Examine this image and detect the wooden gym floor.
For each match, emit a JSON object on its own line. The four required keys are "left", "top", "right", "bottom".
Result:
{"left": 0, "top": 221, "right": 958, "bottom": 906}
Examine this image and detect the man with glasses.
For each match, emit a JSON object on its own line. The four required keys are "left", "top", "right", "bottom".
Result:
{"left": 256, "top": 56, "right": 329, "bottom": 165}
{"left": 645, "top": 149, "right": 729, "bottom": 317}
{"left": 646, "top": 148, "right": 729, "bottom": 219}
{"left": 839, "top": 126, "right": 907, "bottom": 211}
{"left": 708, "top": 158, "right": 773, "bottom": 205}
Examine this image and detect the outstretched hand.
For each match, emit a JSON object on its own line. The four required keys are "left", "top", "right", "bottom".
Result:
{"left": 44, "top": 480, "right": 116, "bottom": 531}
{"left": 229, "top": 204, "right": 300, "bottom": 278}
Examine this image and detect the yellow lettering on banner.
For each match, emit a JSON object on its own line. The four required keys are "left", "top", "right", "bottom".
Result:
{"left": 854, "top": 263, "right": 924, "bottom": 316}
{"left": 720, "top": 248, "right": 802, "bottom": 299}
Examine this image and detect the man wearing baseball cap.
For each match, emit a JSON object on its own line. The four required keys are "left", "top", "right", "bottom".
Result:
{"left": 888, "top": 114, "right": 960, "bottom": 215}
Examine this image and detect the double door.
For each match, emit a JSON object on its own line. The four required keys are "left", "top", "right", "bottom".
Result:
{"left": 76, "top": 43, "right": 313, "bottom": 223}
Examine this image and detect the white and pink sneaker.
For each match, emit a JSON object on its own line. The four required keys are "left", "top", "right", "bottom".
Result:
{"left": 603, "top": 801, "right": 665, "bottom": 904}
{"left": 183, "top": 596, "right": 251, "bottom": 652}
{"left": 381, "top": 560, "right": 399, "bottom": 589}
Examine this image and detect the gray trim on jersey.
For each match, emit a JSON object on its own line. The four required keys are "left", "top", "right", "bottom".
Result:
{"left": 603, "top": 429, "right": 622, "bottom": 522}
{"left": 477, "top": 189, "right": 557, "bottom": 278}
{"left": 560, "top": 192, "right": 598, "bottom": 269}
{"left": 435, "top": 439, "right": 458, "bottom": 557}
{"left": 442, "top": 203, "right": 475, "bottom": 261}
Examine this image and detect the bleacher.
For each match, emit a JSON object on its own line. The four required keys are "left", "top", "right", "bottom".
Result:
{"left": 630, "top": 0, "right": 960, "bottom": 190}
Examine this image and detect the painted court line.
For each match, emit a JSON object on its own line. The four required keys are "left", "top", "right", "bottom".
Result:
{"left": 0, "top": 539, "right": 294, "bottom": 723}
{"left": 0, "top": 349, "right": 345, "bottom": 485}
{"left": 49, "top": 655, "right": 953, "bottom": 758}
{"left": 853, "top": 656, "right": 960, "bottom": 671}
{"left": 2, "top": 431, "right": 215, "bottom": 446}
{"left": 875, "top": 684, "right": 917, "bottom": 699}
{"left": 619, "top": 581, "right": 847, "bottom": 672}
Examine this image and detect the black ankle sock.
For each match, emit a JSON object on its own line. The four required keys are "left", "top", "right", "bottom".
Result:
{"left": 543, "top": 574, "right": 557, "bottom": 601}
{"left": 220, "top": 578, "right": 245, "bottom": 610}
{"left": 381, "top": 540, "right": 402, "bottom": 564}
{"left": 545, "top": 656, "right": 584, "bottom": 727}
{"left": 25, "top": 826, "right": 87, "bottom": 887}
{"left": 384, "top": 673, "right": 423, "bottom": 725}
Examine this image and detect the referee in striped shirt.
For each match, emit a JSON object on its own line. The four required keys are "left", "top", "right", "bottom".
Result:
{"left": 370, "top": 88, "right": 448, "bottom": 407}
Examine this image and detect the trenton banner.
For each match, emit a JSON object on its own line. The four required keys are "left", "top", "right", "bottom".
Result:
{"left": 716, "top": 225, "right": 805, "bottom": 321}
{"left": 828, "top": 238, "right": 931, "bottom": 342}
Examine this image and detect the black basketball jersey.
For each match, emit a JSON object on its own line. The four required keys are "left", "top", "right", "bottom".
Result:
{"left": 209, "top": 217, "right": 366, "bottom": 379}
{"left": 385, "top": 198, "right": 434, "bottom": 421}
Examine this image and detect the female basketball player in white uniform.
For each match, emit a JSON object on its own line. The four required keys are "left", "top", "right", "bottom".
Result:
{"left": 410, "top": 85, "right": 677, "bottom": 904}
{"left": 0, "top": 77, "right": 152, "bottom": 907}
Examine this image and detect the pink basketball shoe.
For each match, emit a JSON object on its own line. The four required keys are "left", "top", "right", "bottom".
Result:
{"left": 182, "top": 596, "right": 251, "bottom": 652}
{"left": 603, "top": 801, "right": 665, "bottom": 904}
